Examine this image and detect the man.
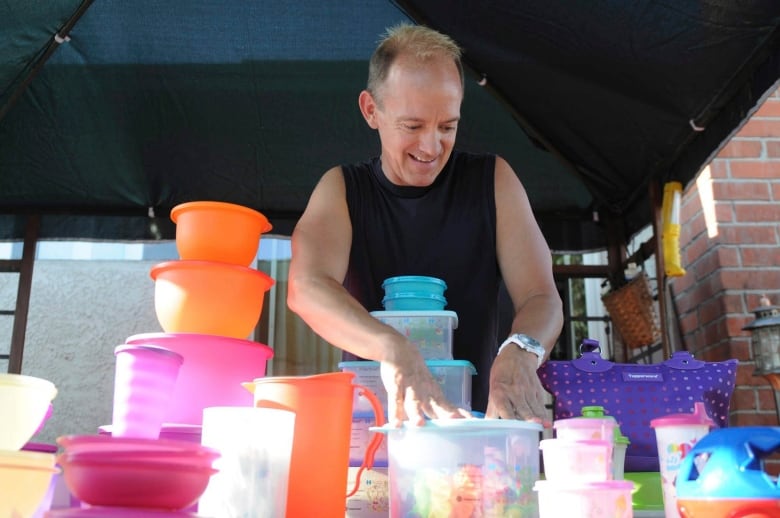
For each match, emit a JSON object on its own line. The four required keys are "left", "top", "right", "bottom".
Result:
{"left": 287, "top": 23, "right": 562, "bottom": 427}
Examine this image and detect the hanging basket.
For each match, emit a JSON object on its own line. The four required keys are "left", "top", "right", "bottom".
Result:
{"left": 601, "top": 272, "right": 661, "bottom": 349}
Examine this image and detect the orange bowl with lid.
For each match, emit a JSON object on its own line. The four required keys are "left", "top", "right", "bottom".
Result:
{"left": 171, "top": 201, "right": 272, "bottom": 266}
{"left": 151, "top": 260, "right": 274, "bottom": 339}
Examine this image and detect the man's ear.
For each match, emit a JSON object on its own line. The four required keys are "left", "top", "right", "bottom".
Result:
{"left": 358, "top": 90, "right": 379, "bottom": 129}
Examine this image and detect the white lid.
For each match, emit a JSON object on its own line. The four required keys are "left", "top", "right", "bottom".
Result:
{"left": 371, "top": 418, "right": 542, "bottom": 434}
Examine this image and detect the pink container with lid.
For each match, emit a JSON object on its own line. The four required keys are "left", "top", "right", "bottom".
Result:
{"left": 553, "top": 416, "right": 616, "bottom": 442}
{"left": 540, "top": 438, "right": 613, "bottom": 482}
{"left": 124, "top": 333, "right": 273, "bottom": 425}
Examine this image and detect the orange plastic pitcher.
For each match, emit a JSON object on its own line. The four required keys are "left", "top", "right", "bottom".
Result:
{"left": 242, "top": 371, "right": 385, "bottom": 518}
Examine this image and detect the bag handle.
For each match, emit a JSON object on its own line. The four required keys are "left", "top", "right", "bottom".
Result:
{"left": 572, "top": 339, "right": 613, "bottom": 372}
{"left": 571, "top": 339, "right": 705, "bottom": 372}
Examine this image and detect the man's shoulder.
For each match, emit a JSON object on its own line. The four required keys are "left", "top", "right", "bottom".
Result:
{"left": 449, "top": 149, "right": 497, "bottom": 175}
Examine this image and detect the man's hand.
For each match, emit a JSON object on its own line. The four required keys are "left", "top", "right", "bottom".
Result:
{"left": 485, "top": 345, "right": 551, "bottom": 427}
{"left": 380, "top": 338, "right": 471, "bottom": 427}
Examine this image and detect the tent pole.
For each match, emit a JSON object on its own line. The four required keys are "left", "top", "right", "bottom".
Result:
{"left": 649, "top": 180, "right": 671, "bottom": 360}
{"left": 0, "top": 0, "right": 95, "bottom": 123}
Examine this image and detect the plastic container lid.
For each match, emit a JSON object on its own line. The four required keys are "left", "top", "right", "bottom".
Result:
{"left": 382, "top": 276, "right": 447, "bottom": 289}
{"left": 425, "top": 359, "right": 477, "bottom": 374}
{"left": 649, "top": 402, "right": 714, "bottom": 428}
{"left": 371, "top": 418, "right": 542, "bottom": 434}
{"left": 22, "top": 442, "right": 58, "bottom": 454}
{"left": 554, "top": 417, "right": 616, "bottom": 431}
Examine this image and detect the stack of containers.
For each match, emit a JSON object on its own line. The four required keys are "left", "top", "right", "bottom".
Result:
{"left": 119, "top": 201, "right": 277, "bottom": 429}
{"left": 534, "top": 415, "right": 635, "bottom": 517}
{"left": 341, "top": 276, "right": 476, "bottom": 518}
{"left": 57, "top": 201, "right": 279, "bottom": 514}
{"left": 0, "top": 374, "right": 59, "bottom": 518}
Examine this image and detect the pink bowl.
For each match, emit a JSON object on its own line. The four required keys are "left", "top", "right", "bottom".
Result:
{"left": 124, "top": 333, "right": 273, "bottom": 425}
{"left": 58, "top": 455, "right": 217, "bottom": 510}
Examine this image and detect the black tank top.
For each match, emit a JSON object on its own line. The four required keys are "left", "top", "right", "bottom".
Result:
{"left": 342, "top": 150, "right": 500, "bottom": 412}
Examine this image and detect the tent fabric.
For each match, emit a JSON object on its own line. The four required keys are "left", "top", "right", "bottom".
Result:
{"left": 1, "top": 0, "right": 779, "bottom": 251}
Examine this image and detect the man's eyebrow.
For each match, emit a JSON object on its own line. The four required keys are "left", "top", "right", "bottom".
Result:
{"left": 396, "top": 116, "right": 461, "bottom": 123}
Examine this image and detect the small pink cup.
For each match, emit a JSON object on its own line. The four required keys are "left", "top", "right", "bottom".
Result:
{"left": 112, "top": 345, "right": 183, "bottom": 439}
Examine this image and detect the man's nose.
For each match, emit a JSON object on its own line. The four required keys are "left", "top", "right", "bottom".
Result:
{"left": 417, "top": 129, "right": 442, "bottom": 156}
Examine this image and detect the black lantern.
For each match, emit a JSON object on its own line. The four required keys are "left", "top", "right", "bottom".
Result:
{"left": 744, "top": 295, "right": 780, "bottom": 384}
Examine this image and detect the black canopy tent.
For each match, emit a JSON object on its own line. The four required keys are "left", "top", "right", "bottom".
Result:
{"left": 3, "top": 0, "right": 778, "bottom": 250}
{"left": 1, "top": 0, "right": 779, "bottom": 370}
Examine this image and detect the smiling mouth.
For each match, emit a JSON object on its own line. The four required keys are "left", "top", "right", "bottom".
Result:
{"left": 410, "top": 154, "right": 436, "bottom": 163}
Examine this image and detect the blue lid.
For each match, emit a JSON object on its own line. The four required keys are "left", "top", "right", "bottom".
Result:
{"left": 425, "top": 359, "right": 477, "bottom": 375}
{"left": 381, "top": 292, "right": 447, "bottom": 302}
{"left": 676, "top": 427, "right": 780, "bottom": 500}
{"left": 382, "top": 276, "right": 447, "bottom": 289}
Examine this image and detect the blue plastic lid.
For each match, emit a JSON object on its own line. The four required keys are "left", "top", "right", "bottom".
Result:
{"left": 382, "top": 276, "right": 448, "bottom": 289}
{"left": 381, "top": 292, "right": 447, "bottom": 302}
{"left": 425, "top": 359, "right": 477, "bottom": 374}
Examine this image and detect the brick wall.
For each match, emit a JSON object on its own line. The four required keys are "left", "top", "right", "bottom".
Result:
{"left": 672, "top": 86, "right": 780, "bottom": 428}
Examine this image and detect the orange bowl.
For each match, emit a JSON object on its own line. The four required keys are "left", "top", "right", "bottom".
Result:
{"left": 150, "top": 260, "right": 275, "bottom": 339}
{"left": 170, "top": 201, "right": 272, "bottom": 266}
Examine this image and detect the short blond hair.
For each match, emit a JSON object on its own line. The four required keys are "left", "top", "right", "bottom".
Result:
{"left": 367, "top": 23, "right": 464, "bottom": 104}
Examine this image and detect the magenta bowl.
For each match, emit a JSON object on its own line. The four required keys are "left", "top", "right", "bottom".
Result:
{"left": 57, "top": 455, "right": 217, "bottom": 510}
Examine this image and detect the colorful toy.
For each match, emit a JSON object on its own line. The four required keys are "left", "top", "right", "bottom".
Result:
{"left": 675, "top": 427, "right": 780, "bottom": 517}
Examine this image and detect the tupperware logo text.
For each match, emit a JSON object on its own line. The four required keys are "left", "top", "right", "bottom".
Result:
{"left": 663, "top": 441, "right": 696, "bottom": 470}
{"left": 622, "top": 372, "right": 663, "bottom": 382}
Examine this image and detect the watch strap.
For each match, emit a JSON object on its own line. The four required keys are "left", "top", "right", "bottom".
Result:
{"left": 498, "top": 333, "right": 546, "bottom": 368}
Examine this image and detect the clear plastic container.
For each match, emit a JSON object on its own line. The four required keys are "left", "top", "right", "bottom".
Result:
{"left": 338, "top": 359, "right": 476, "bottom": 413}
{"left": 374, "top": 419, "right": 542, "bottom": 517}
{"left": 369, "top": 310, "right": 457, "bottom": 360}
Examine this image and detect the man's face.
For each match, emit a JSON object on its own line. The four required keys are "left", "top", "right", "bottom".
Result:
{"left": 361, "top": 55, "right": 463, "bottom": 187}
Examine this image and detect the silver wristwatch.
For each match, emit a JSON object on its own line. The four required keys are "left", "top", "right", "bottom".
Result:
{"left": 498, "top": 333, "right": 546, "bottom": 368}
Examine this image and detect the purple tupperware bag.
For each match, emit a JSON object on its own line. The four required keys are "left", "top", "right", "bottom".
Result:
{"left": 537, "top": 339, "right": 738, "bottom": 472}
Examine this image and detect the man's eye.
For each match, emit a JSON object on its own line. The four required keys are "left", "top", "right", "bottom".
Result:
{"left": 403, "top": 124, "right": 421, "bottom": 130}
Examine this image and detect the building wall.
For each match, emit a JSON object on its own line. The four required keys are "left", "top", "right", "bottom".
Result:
{"left": 672, "top": 86, "right": 780, "bottom": 427}
{"left": 0, "top": 260, "right": 162, "bottom": 446}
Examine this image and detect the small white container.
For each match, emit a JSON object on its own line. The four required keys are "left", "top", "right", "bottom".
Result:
{"left": 612, "top": 435, "right": 629, "bottom": 480}
{"left": 339, "top": 360, "right": 476, "bottom": 413}
{"left": 534, "top": 480, "right": 634, "bottom": 518}
{"left": 540, "top": 438, "right": 614, "bottom": 482}
{"left": 369, "top": 310, "right": 457, "bottom": 360}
